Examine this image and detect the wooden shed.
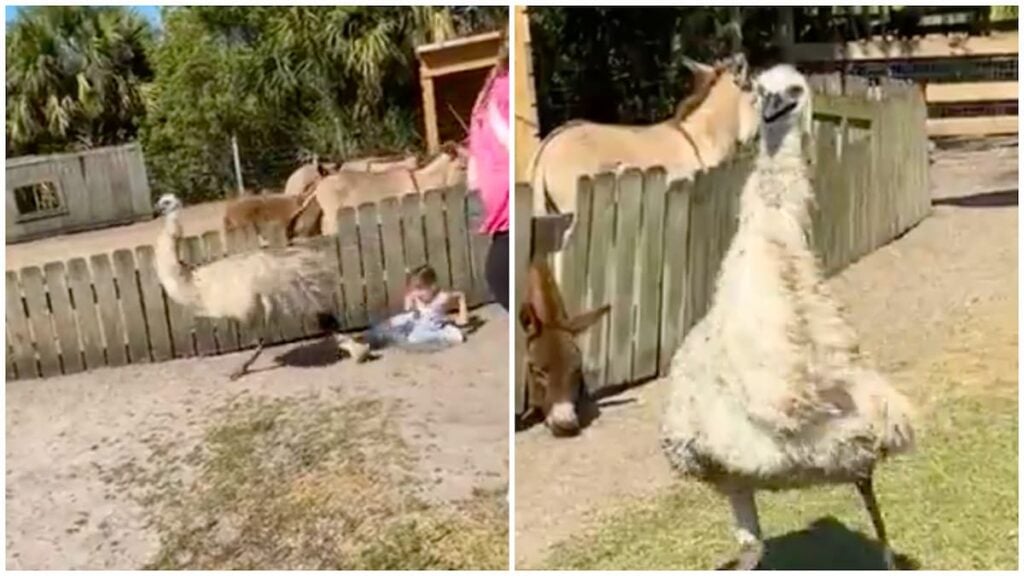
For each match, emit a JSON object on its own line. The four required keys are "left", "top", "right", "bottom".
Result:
{"left": 6, "top": 143, "right": 152, "bottom": 244}
{"left": 415, "top": 30, "right": 502, "bottom": 154}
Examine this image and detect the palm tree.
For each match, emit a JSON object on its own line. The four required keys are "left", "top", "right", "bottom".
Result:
{"left": 6, "top": 6, "right": 154, "bottom": 156}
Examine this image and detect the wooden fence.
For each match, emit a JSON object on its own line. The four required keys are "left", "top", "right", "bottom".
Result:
{"left": 6, "top": 186, "right": 492, "bottom": 381}
{"left": 7, "top": 143, "right": 152, "bottom": 244}
{"left": 789, "top": 30, "right": 1018, "bottom": 138}
{"left": 514, "top": 77, "right": 930, "bottom": 413}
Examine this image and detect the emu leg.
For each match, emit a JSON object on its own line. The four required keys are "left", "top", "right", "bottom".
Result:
{"left": 855, "top": 475, "right": 895, "bottom": 569}
{"left": 727, "top": 488, "right": 764, "bottom": 570}
{"left": 230, "top": 337, "right": 264, "bottom": 381}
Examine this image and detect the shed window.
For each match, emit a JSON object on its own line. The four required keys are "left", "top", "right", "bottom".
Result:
{"left": 14, "top": 181, "right": 67, "bottom": 221}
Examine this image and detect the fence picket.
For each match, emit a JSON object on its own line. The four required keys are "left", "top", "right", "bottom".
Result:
{"left": 608, "top": 169, "right": 643, "bottom": 386}
{"left": 467, "top": 193, "right": 492, "bottom": 306}
{"left": 135, "top": 246, "right": 173, "bottom": 361}
{"left": 66, "top": 259, "right": 105, "bottom": 369}
{"left": 401, "top": 195, "right": 427, "bottom": 270}
{"left": 43, "top": 262, "right": 84, "bottom": 374}
{"left": 378, "top": 197, "right": 407, "bottom": 313}
{"left": 423, "top": 190, "right": 452, "bottom": 289}
{"left": 684, "top": 179, "right": 711, "bottom": 331}
{"left": 112, "top": 249, "right": 150, "bottom": 363}
{"left": 514, "top": 183, "right": 533, "bottom": 414}
{"left": 6, "top": 272, "right": 36, "bottom": 378}
{"left": 357, "top": 203, "right": 388, "bottom": 324}
{"left": 583, "top": 173, "right": 616, "bottom": 390}
{"left": 337, "top": 207, "right": 368, "bottom": 328}
{"left": 445, "top": 186, "right": 473, "bottom": 297}
{"left": 634, "top": 168, "right": 667, "bottom": 381}
{"left": 659, "top": 181, "right": 692, "bottom": 371}
{"left": 561, "top": 177, "right": 593, "bottom": 317}
{"left": 21, "top": 267, "right": 61, "bottom": 377}
{"left": 89, "top": 254, "right": 128, "bottom": 366}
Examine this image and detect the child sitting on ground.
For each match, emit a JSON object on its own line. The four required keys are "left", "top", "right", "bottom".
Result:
{"left": 365, "top": 265, "right": 469, "bottom": 349}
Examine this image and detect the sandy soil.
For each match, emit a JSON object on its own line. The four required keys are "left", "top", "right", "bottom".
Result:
{"left": 513, "top": 138, "right": 1018, "bottom": 567}
{"left": 6, "top": 305, "right": 509, "bottom": 570}
{"left": 6, "top": 201, "right": 227, "bottom": 271}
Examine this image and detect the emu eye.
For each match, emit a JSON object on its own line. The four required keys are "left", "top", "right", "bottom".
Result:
{"left": 786, "top": 84, "right": 805, "bottom": 99}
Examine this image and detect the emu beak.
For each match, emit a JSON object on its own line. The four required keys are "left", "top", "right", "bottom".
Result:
{"left": 762, "top": 93, "right": 796, "bottom": 124}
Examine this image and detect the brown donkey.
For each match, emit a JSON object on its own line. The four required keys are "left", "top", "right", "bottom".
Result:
{"left": 520, "top": 259, "right": 610, "bottom": 436}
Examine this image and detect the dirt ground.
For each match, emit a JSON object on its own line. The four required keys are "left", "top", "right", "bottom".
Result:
{"left": 6, "top": 305, "right": 509, "bottom": 569}
{"left": 6, "top": 200, "right": 227, "bottom": 270}
{"left": 514, "top": 137, "right": 1018, "bottom": 567}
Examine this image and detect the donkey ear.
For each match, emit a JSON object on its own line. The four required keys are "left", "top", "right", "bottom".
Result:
{"left": 519, "top": 303, "right": 543, "bottom": 338}
{"left": 562, "top": 304, "right": 610, "bottom": 336}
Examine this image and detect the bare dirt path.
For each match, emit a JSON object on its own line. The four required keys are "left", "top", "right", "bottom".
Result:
{"left": 513, "top": 138, "right": 1018, "bottom": 567}
{"left": 6, "top": 201, "right": 226, "bottom": 270}
{"left": 6, "top": 305, "right": 508, "bottom": 569}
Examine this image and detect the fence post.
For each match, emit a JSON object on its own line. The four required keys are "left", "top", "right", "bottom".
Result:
{"left": 231, "top": 134, "right": 244, "bottom": 196}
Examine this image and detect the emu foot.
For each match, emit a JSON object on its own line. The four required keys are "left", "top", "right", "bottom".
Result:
{"left": 228, "top": 367, "right": 248, "bottom": 381}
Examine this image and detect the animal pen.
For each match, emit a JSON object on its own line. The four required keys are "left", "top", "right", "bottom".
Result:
{"left": 416, "top": 30, "right": 502, "bottom": 154}
{"left": 6, "top": 186, "right": 492, "bottom": 381}
{"left": 6, "top": 143, "right": 152, "bottom": 244}
{"left": 514, "top": 75, "right": 930, "bottom": 413}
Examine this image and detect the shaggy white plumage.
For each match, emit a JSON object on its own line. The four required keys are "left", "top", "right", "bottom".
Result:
{"left": 659, "top": 65, "right": 913, "bottom": 570}
{"left": 154, "top": 194, "right": 367, "bottom": 379}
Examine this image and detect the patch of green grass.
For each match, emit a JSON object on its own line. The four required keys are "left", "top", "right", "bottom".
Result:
{"left": 118, "top": 394, "right": 506, "bottom": 570}
{"left": 541, "top": 390, "right": 1017, "bottom": 570}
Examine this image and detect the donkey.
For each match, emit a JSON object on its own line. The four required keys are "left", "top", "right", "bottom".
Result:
{"left": 528, "top": 54, "right": 759, "bottom": 279}
{"left": 520, "top": 258, "right": 610, "bottom": 436}
{"left": 296, "top": 143, "right": 467, "bottom": 236}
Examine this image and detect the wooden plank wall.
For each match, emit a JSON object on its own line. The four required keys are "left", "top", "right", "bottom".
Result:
{"left": 516, "top": 77, "right": 931, "bottom": 406}
{"left": 6, "top": 186, "right": 491, "bottom": 381}
{"left": 7, "top": 143, "right": 152, "bottom": 244}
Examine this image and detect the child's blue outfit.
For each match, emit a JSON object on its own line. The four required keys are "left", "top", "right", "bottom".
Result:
{"left": 366, "top": 292, "right": 464, "bottom": 349}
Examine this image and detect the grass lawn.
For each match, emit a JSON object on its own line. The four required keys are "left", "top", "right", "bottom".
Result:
{"left": 541, "top": 307, "right": 1018, "bottom": 570}
{"left": 107, "top": 393, "right": 507, "bottom": 570}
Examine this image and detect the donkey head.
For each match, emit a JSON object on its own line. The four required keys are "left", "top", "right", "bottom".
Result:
{"left": 677, "top": 54, "right": 759, "bottom": 148}
{"left": 520, "top": 260, "right": 610, "bottom": 436}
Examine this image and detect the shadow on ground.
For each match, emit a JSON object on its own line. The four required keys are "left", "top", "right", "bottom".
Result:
{"left": 718, "top": 517, "right": 920, "bottom": 570}
{"left": 272, "top": 336, "right": 377, "bottom": 368}
{"left": 933, "top": 189, "right": 1017, "bottom": 208}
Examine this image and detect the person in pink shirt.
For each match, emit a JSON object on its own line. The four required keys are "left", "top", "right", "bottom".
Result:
{"left": 468, "top": 35, "right": 509, "bottom": 310}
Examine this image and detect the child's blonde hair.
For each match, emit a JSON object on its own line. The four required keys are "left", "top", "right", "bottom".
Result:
{"left": 407, "top": 265, "right": 439, "bottom": 291}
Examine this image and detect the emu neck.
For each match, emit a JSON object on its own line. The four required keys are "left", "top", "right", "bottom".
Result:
{"left": 675, "top": 81, "right": 742, "bottom": 168}
{"left": 154, "top": 212, "right": 200, "bottom": 308}
{"left": 747, "top": 127, "right": 813, "bottom": 229}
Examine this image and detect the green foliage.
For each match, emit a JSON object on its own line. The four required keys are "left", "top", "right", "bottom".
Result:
{"left": 6, "top": 6, "right": 154, "bottom": 155}
{"left": 7, "top": 6, "right": 504, "bottom": 204}
{"left": 142, "top": 6, "right": 504, "bottom": 203}
{"left": 529, "top": 7, "right": 780, "bottom": 134}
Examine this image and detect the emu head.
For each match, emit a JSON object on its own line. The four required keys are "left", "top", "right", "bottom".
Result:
{"left": 154, "top": 193, "right": 183, "bottom": 217}
{"left": 520, "top": 261, "right": 610, "bottom": 436}
{"left": 753, "top": 64, "right": 812, "bottom": 157}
